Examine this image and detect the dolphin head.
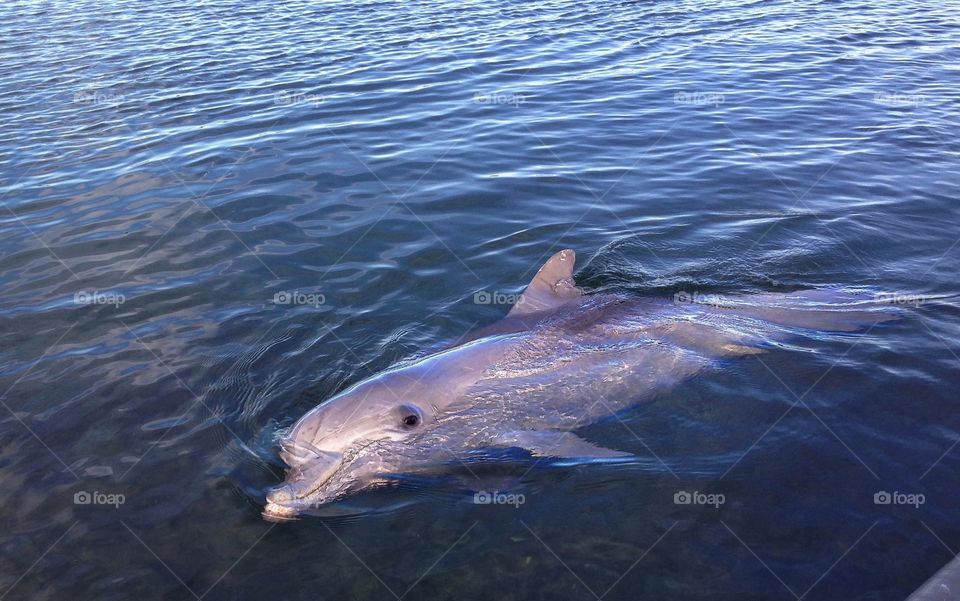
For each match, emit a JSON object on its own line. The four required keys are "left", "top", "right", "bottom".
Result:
{"left": 263, "top": 371, "right": 438, "bottom": 520}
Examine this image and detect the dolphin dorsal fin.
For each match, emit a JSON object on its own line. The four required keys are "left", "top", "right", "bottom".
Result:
{"left": 508, "top": 249, "right": 583, "bottom": 317}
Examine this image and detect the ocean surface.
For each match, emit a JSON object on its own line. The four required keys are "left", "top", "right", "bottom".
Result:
{"left": 2, "top": 0, "right": 959, "bottom": 599}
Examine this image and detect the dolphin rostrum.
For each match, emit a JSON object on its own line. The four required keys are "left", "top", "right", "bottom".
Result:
{"left": 263, "top": 249, "right": 897, "bottom": 520}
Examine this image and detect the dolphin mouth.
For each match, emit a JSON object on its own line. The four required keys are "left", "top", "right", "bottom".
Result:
{"left": 263, "top": 449, "right": 344, "bottom": 521}
{"left": 262, "top": 499, "right": 301, "bottom": 522}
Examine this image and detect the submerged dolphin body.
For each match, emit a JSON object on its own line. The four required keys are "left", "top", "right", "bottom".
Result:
{"left": 264, "top": 249, "right": 896, "bottom": 520}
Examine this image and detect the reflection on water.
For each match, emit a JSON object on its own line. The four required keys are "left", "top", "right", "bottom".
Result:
{"left": 1, "top": 0, "right": 959, "bottom": 599}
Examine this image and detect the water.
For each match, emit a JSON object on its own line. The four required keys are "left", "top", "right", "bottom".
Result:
{"left": 1, "top": 0, "right": 959, "bottom": 598}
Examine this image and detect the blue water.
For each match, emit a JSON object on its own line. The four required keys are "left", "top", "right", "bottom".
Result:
{"left": 2, "top": 0, "right": 959, "bottom": 599}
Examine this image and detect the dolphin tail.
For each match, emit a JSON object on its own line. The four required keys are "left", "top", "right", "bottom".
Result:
{"left": 713, "top": 288, "right": 903, "bottom": 333}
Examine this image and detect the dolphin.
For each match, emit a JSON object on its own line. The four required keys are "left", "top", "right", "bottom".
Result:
{"left": 263, "top": 249, "right": 898, "bottom": 520}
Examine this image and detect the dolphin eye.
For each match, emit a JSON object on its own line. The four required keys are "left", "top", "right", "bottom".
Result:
{"left": 398, "top": 404, "right": 422, "bottom": 429}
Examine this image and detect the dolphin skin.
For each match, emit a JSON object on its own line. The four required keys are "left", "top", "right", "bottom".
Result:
{"left": 263, "top": 249, "right": 897, "bottom": 520}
